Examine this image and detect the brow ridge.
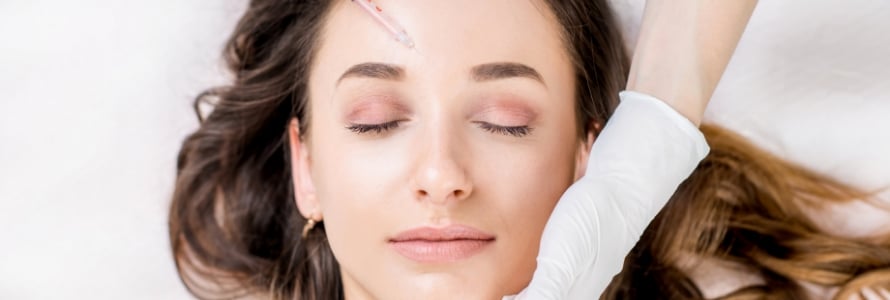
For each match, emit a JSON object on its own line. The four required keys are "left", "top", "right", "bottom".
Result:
{"left": 471, "top": 62, "right": 545, "bottom": 85}
{"left": 338, "top": 63, "right": 405, "bottom": 84}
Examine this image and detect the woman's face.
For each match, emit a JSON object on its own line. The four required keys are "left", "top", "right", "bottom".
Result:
{"left": 291, "top": 0, "right": 592, "bottom": 298}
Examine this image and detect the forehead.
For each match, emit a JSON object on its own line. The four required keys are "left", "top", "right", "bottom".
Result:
{"left": 310, "top": 0, "right": 574, "bottom": 88}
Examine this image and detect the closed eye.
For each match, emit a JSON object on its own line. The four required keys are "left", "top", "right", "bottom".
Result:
{"left": 346, "top": 120, "right": 403, "bottom": 134}
{"left": 475, "top": 122, "right": 533, "bottom": 137}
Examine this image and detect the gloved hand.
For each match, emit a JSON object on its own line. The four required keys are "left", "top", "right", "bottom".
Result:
{"left": 503, "top": 91, "right": 710, "bottom": 300}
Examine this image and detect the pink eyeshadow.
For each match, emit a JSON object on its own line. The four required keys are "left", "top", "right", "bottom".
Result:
{"left": 344, "top": 95, "right": 411, "bottom": 123}
{"left": 471, "top": 98, "right": 539, "bottom": 125}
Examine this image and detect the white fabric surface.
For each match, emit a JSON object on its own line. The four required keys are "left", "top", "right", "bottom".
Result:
{"left": 611, "top": 0, "right": 890, "bottom": 194}
{"left": 1, "top": 1, "right": 887, "bottom": 299}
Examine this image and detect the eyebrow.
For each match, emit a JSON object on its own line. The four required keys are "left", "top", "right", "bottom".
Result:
{"left": 471, "top": 62, "right": 545, "bottom": 86}
{"left": 337, "top": 63, "right": 405, "bottom": 85}
{"left": 336, "top": 62, "right": 545, "bottom": 86}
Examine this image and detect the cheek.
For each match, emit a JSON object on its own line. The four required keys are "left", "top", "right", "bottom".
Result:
{"left": 473, "top": 115, "right": 581, "bottom": 215}
{"left": 477, "top": 143, "right": 576, "bottom": 214}
{"left": 303, "top": 127, "right": 411, "bottom": 272}
{"left": 467, "top": 131, "right": 579, "bottom": 292}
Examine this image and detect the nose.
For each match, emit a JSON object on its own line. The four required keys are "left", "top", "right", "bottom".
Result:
{"left": 412, "top": 130, "right": 474, "bottom": 205}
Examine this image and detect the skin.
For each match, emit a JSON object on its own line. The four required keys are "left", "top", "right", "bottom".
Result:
{"left": 288, "top": 0, "right": 593, "bottom": 299}
{"left": 628, "top": 0, "right": 758, "bottom": 125}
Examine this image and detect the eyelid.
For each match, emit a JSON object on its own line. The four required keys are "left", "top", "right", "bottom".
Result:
{"left": 470, "top": 101, "right": 539, "bottom": 127}
{"left": 342, "top": 93, "right": 412, "bottom": 128}
{"left": 476, "top": 106, "right": 536, "bottom": 119}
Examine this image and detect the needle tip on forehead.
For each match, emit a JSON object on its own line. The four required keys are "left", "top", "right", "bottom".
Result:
{"left": 352, "top": 0, "right": 418, "bottom": 50}
{"left": 397, "top": 33, "right": 415, "bottom": 49}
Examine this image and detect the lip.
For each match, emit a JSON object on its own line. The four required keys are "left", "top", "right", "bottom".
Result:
{"left": 389, "top": 225, "right": 496, "bottom": 263}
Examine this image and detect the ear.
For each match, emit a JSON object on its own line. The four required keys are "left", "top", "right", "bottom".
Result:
{"left": 573, "top": 122, "right": 600, "bottom": 181}
{"left": 288, "top": 118, "right": 322, "bottom": 220}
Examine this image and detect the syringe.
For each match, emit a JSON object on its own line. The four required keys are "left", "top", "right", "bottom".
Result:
{"left": 351, "top": 0, "right": 416, "bottom": 49}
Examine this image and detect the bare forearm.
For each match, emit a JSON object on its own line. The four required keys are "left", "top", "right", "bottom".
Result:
{"left": 627, "top": 0, "right": 758, "bottom": 125}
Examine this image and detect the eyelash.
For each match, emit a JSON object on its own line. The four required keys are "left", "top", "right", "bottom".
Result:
{"left": 346, "top": 121, "right": 532, "bottom": 137}
{"left": 346, "top": 120, "right": 402, "bottom": 134}
{"left": 475, "top": 122, "right": 533, "bottom": 137}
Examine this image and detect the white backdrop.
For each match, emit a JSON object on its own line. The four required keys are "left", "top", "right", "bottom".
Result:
{"left": 0, "top": 0, "right": 244, "bottom": 298}
{"left": 1, "top": 1, "right": 888, "bottom": 299}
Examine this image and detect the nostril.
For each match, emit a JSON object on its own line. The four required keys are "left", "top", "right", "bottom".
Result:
{"left": 453, "top": 190, "right": 465, "bottom": 198}
{"left": 417, "top": 190, "right": 428, "bottom": 197}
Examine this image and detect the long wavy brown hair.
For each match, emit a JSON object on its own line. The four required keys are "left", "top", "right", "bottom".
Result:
{"left": 169, "top": 0, "right": 629, "bottom": 299}
{"left": 602, "top": 125, "right": 890, "bottom": 299}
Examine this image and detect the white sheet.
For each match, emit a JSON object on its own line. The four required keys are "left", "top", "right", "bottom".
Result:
{"left": 1, "top": 1, "right": 887, "bottom": 299}
{"left": 612, "top": 0, "right": 890, "bottom": 192}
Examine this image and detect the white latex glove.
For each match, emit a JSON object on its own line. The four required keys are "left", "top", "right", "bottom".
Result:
{"left": 504, "top": 91, "right": 710, "bottom": 300}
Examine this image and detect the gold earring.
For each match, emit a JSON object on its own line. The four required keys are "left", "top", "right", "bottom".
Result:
{"left": 302, "top": 218, "right": 317, "bottom": 239}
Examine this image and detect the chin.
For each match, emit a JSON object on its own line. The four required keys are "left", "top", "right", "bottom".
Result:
{"left": 389, "top": 272, "right": 521, "bottom": 300}
{"left": 403, "top": 286, "right": 500, "bottom": 300}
